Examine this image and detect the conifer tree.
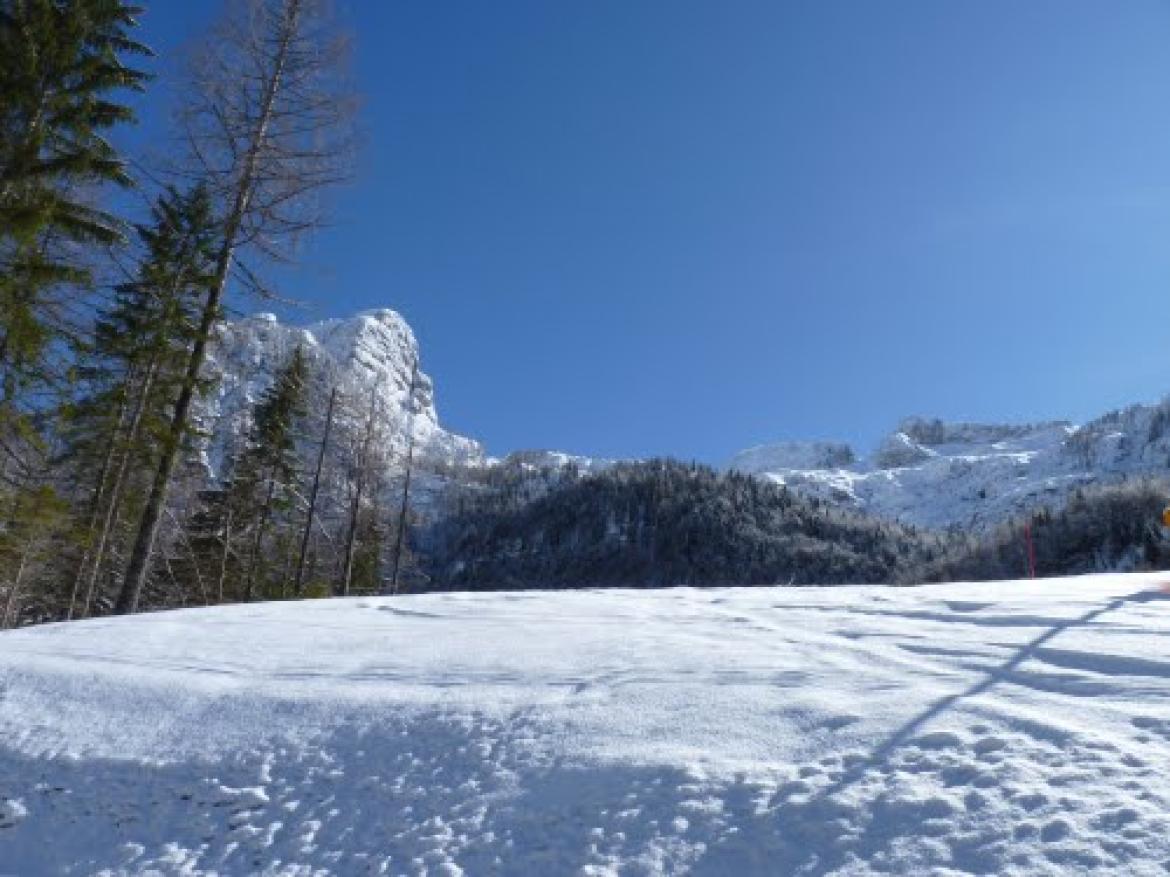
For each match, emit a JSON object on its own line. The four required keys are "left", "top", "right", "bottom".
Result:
{"left": 179, "top": 485, "right": 237, "bottom": 606}
{"left": 0, "top": 0, "right": 151, "bottom": 418}
{"left": 61, "top": 184, "right": 217, "bottom": 617}
{"left": 0, "top": 482, "right": 69, "bottom": 628}
{"left": 339, "top": 385, "right": 389, "bottom": 596}
{"left": 225, "top": 345, "right": 308, "bottom": 601}
{"left": 116, "top": 0, "right": 354, "bottom": 613}
{"left": 293, "top": 384, "right": 337, "bottom": 596}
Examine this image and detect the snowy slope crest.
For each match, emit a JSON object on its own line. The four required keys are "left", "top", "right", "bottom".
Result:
{"left": 198, "top": 309, "right": 484, "bottom": 476}
{"left": 730, "top": 403, "right": 1170, "bottom": 530}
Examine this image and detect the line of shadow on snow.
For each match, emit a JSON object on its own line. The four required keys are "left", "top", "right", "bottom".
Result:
{"left": 2, "top": 589, "right": 1168, "bottom": 875}
{"left": 680, "top": 585, "right": 1170, "bottom": 874}
{"left": 820, "top": 585, "right": 1170, "bottom": 801}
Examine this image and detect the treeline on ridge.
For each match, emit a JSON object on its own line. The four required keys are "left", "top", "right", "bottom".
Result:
{"left": 915, "top": 478, "right": 1170, "bottom": 583}
{"left": 422, "top": 466, "right": 1170, "bottom": 591}
{"left": 423, "top": 459, "right": 943, "bottom": 589}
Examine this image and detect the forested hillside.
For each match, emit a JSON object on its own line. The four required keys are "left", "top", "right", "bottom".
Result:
{"left": 425, "top": 460, "right": 943, "bottom": 589}
{"left": 916, "top": 478, "right": 1170, "bottom": 583}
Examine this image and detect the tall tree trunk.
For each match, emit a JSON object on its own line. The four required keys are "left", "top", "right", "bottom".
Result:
{"left": 339, "top": 388, "right": 380, "bottom": 596}
{"left": 114, "top": 0, "right": 303, "bottom": 615}
{"left": 389, "top": 360, "right": 420, "bottom": 594}
{"left": 80, "top": 360, "right": 159, "bottom": 618}
{"left": 339, "top": 478, "right": 364, "bottom": 598}
{"left": 293, "top": 385, "right": 336, "bottom": 595}
{"left": 243, "top": 472, "right": 278, "bottom": 602}
{"left": 279, "top": 533, "right": 296, "bottom": 599}
{"left": 1, "top": 551, "right": 29, "bottom": 629}
{"left": 67, "top": 387, "right": 131, "bottom": 619}
{"left": 217, "top": 509, "right": 232, "bottom": 604}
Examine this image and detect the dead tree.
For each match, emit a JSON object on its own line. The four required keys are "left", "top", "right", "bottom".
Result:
{"left": 389, "top": 358, "right": 420, "bottom": 594}
{"left": 115, "top": 0, "right": 355, "bottom": 613}
{"left": 339, "top": 387, "right": 382, "bottom": 597}
{"left": 293, "top": 384, "right": 337, "bottom": 595}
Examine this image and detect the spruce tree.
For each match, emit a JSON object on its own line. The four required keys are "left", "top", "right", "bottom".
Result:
{"left": 0, "top": 2, "right": 151, "bottom": 612}
{"left": 0, "top": 482, "right": 69, "bottom": 628}
{"left": 60, "top": 184, "right": 218, "bottom": 617}
{"left": 225, "top": 345, "right": 308, "bottom": 601}
{"left": 0, "top": 0, "right": 151, "bottom": 414}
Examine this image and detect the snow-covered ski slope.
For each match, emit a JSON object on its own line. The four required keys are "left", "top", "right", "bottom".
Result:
{"left": 2, "top": 576, "right": 1170, "bottom": 875}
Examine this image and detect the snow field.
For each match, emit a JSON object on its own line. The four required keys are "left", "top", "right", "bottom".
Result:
{"left": 2, "top": 574, "right": 1170, "bottom": 874}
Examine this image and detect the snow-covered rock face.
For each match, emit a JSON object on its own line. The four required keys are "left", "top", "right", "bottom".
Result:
{"left": 495, "top": 448, "right": 615, "bottom": 475}
{"left": 197, "top": 309, "right": 484, "bottom": 477}
{"left": 728, "top": 441, "right": 856, "bottom": 472}
{"left": 729, "top": 405, "right": 1170, "bottom": 531}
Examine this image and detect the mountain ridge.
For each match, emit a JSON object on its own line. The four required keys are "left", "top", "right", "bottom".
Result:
{"left": 202, "top": 308, "right": 1170, "bottom": 533}
{"left": 727, "top": 405, "right": 1170, "bottom": 530}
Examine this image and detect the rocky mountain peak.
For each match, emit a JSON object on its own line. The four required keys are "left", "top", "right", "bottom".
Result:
{"left": 197, "top": 309, "right": 484, "bottom": 478}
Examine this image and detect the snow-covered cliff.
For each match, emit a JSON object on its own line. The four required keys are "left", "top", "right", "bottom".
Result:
{"left": 729, "top": 405, "right": 1170, "bottom": 531}
{"left": 197, "top": 309, "right": 484, "bottom": 478}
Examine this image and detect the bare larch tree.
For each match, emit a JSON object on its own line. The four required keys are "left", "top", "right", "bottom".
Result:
{"left": 115, "top": 0, "right": 355, "bottom": 613}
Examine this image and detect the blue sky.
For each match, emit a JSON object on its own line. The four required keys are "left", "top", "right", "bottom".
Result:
{"left": 133, "top": 1, "right": 1170, "bottom": 463}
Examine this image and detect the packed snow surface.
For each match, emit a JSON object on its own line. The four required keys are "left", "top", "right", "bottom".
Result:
{"left": 3, "top": 575, "right": 1170, "bottom": 874}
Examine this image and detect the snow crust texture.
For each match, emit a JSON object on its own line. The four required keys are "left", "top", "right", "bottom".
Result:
{"left": 730, "top": 406, "right": 1170, "bottom": 530}
{"left": 3, "top": 575, "right": 1170, "bottom": 874}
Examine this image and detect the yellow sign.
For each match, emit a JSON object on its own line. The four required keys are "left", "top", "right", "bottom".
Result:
{"left": 1162, "top": 505, "right": 1170, "bottom": 528}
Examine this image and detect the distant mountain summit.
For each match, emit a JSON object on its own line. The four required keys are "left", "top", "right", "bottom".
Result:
{"left": 728, "top": 406, "right": 1170, "bottom": 530}
{"left": 197, "top": 309, "right": 484, "bottom": 479}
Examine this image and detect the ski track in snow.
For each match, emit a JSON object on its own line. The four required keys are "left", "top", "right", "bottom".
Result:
{"left": 2, "top": 574, "right": 1170, "bottom": 874}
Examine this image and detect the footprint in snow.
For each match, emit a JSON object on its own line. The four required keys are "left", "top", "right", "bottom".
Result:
{"left": 911, "top": 731, "right": 965, "bottom": 751}
{"left": 1131, "top": 716, "right": 1170, "bottom": 738}
{"left": 1040, "top": 818, "right": 1072, "bottom": 843}
{"left": 0, "top": 798, "right": 28, "bottom": 829}
{"left": 1014, "top": 791, "right": 1048, "bottom": 812}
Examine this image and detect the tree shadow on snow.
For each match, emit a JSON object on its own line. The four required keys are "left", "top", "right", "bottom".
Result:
{"left": 822, "top": 585, "right": 1170, "bottom": 800}
{"left": 2, "top": 589, "right": 1169, "bottom": 876}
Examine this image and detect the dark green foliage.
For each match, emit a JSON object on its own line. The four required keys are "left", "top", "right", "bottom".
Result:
{"left": 213, "top": 347, "right": 309, "bottom": 600}
{"left": 64, "top": 185, "right": 218, "bottom": 464}
{"left": 0, "top": 0, "right": 149, "bottom": 228}
{"left": 0, "top": 481, "right": 70, "bottom": 627}
{"left": 0, "top": 1, "right": 152, "bottom": 623}
{"left": 232, "top": 346, "right": 308, "bottom": 501}
{"left": 0, "top": 0, "right": 151, "bottom": 408}
{"left": 56, "top": 184, "right": 218, "bottom": 616}
{"left": 96, "top": 186, "right": 217, "bottom": 377}
{"left": 915, "top": 478, "right": 1170, "bottom": 583}
{"left": 424, "top": 459, "right": 942, "bottom": 590}
{"left": 345, "top": 510, "right": 392, "bottom": 596}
